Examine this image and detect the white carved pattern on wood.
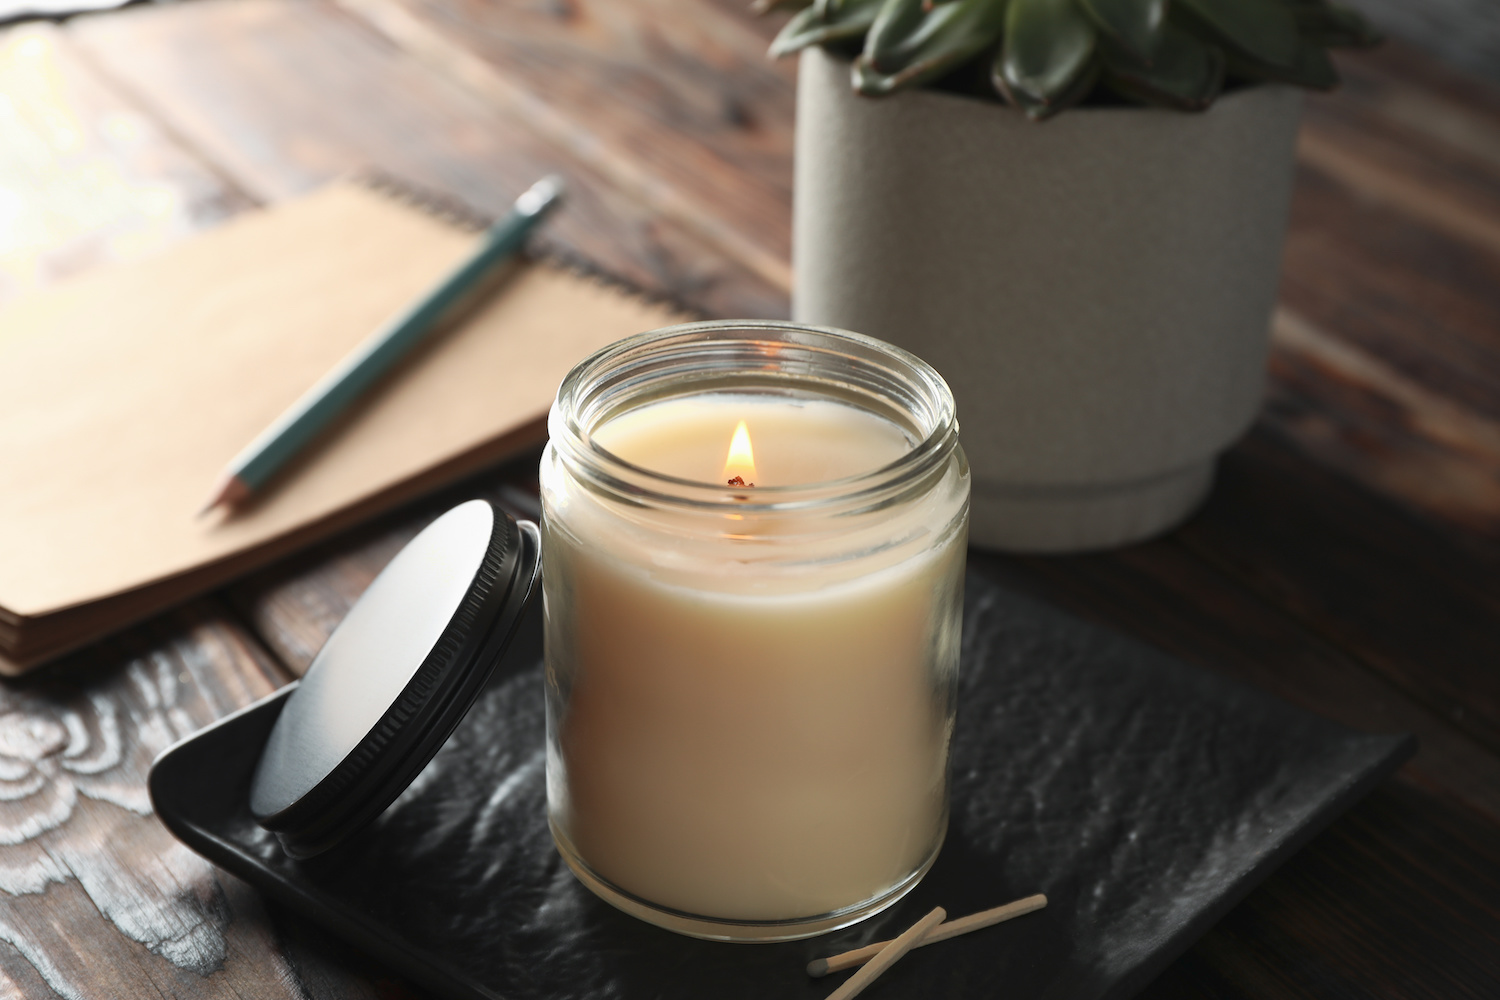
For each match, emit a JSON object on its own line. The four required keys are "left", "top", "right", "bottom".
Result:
{"left": 0, "top": 616, "right": 304, "bottom": 999}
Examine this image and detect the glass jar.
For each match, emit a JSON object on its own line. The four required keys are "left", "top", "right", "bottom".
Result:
{"left": 539, "top": 320, "right": 969, "bottom": 942}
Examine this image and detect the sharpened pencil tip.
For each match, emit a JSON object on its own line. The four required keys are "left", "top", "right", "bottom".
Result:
{"left": 197, "top": 474, "right": 250, "bottom": 517}
{"left": 806, "top": 958, "right": 829, "bottom": 978}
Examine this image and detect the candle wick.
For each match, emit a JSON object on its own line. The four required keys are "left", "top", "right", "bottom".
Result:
{"left": 727, "top": 476, "right": 755, "bottom": 488}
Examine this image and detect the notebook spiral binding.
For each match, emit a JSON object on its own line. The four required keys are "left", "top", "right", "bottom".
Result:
{"left": 350, "top": 168, "right": 706, "bottom": 323}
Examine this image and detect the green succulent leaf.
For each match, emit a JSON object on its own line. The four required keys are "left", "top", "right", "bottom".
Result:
{"left": 1292, "top": 2, "right": 1382, "bottom": 48}
{"left": 770, "top": 0, "right": 885, "bottom": 57}
{"left": 998, "top": 0, "right": 1097, "bottom": 110}
{"left": 1224, "top": 38, "right": 1340, "bottom": 88}
{"left": 865, "top": 0, "right": 931, "bottom": 73}
{"left": 857, "top": 0, "right": 1010, "bottom": 94}
{"left": 824, "top": 0, "right": 888, "bottom": 24}
{"left": 1078, "top": 0, "right": 1165, "bottom": 63}
{"left": 815, "top": 0, "right": 864, "bottom": 18}
{"left": 1176, "top": 0, "right": 1299, "bottom": 68}
{"left": 764, "top": 0, "right": 1371, "bottom": 112}
{"left": 771, "top": 6, "right": 826, "bottom": 56}
{"left": 995, "top": 47, "right": 1100, "bottom": 118}
{"left": 1102, "top": 21, "right": 1224, "bottom": 110}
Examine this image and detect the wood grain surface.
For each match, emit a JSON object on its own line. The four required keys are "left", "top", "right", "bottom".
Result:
{"left": 0, "top": 0, "right": 1496, "bottom": 996}
{"left": 69, "top": 0, "right": 788, "bottom": 319}
{"left": 0, "top": 603, "right": 405, "bottom": 999}
{"left": 0, "top": 23, "right": 248, "bottom": 307}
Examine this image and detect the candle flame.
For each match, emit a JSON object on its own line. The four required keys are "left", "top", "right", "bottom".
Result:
{"left": 723, "top": 420, "right": 756, "bottom": 487}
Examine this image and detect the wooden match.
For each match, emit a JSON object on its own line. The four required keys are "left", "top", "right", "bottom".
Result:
{"left": 807, "top": 894, "right": 1048, "bottom": 978}
{"left": 822, "top": 906, "right": 946, "bottom": 1000}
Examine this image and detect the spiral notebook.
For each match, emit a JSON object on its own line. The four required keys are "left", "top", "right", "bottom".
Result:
{"left": 0, "top": 178, "right": 687, "bottom": 673}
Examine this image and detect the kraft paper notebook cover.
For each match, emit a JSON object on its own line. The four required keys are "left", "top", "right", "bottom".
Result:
{"left": 0, "top": 179, "right": 686, "bottom": 673}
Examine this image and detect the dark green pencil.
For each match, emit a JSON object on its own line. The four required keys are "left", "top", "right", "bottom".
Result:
{"left": 200, "top": 175, "right": 564, "bottom": 514}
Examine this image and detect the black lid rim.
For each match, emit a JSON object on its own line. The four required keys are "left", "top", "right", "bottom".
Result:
{"left": 254, "top": 505, "right": 539, "bottom": 859}
{"left": 277, "top": 524, "right": 540, "bottom": 860}
{"left": 253, "top": 505, "right": 520, "bottom": 831}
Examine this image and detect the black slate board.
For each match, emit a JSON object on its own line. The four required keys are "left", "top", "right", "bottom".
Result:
{"left": 150, "top": 568, "right": 1413, "bottom": 1000}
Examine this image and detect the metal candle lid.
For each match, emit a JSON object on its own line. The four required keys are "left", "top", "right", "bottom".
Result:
{"left": 249, "top": 499, "right": 539, "bottom": 859}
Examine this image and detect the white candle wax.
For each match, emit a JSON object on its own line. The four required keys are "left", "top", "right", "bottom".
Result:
{"left": 542, "top": 392, "right": 966, "bottom": 924}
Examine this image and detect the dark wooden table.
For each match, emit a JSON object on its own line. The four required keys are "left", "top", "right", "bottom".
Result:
{"left": 1, "top": 2, "right": 1497, "bottom": 996}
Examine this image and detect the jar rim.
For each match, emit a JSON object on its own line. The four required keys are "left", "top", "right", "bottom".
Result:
{"left": 547, "top": 320, "right": 960, "bottom": 515}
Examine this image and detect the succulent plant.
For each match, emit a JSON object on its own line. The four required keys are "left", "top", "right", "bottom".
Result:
{"left": 766, "top": 0, "right": 1380, "bottom": 118}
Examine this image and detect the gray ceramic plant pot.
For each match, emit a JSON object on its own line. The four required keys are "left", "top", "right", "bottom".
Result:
{"left": 793, "top": 47, "right": 1303, "bottom": 553}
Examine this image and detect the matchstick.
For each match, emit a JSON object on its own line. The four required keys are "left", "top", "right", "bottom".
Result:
{"left": 807, "top": 894, "right": 1048, "bottom": 978}
{"left": 823, "top": 906, "right": 945, "bottom": 1000}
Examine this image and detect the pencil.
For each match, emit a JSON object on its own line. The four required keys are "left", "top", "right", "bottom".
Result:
{"left": 199, "top": 174, "right": 565, "bottom": 514}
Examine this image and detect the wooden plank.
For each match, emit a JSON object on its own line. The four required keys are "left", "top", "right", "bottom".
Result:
{"left": 1262, "top": 47, "right": 1500, "bottom": 535}
{"left": 0, "top": 22, "right": 249, "bottom": 307}
{"left": 344, "top": 0, "right": 796, "bottom": 291}
{"left": 68, "top": 0, "right": 788, "bottom": 320}
{"left": 1180, "top": 432, "right": 1500, "bottom": 758}
{"left": 1278, "top": 162, "right": 1500, "bottom": 426}
{"left": 1287, "top": 49, "right": 1500, "bottom": 414}
{"left": 0, "top": 602, "right": 395, "bottom": 999}
{"left": 702, "top": 0, "right": 784, "bottom": 43}
{"left": 1267, "top": 310, "right": 1500, "bottom": 538}
{"left": 1302, "top": 52, "right": 1500, "bottom": 261}
{"left": 1329, "top": 38, "right": 1500, "bottom": 158}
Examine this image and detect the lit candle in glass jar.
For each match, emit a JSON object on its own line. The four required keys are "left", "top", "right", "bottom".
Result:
{"left": 540, "top": 321, "right": 968, "bottom": 941}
